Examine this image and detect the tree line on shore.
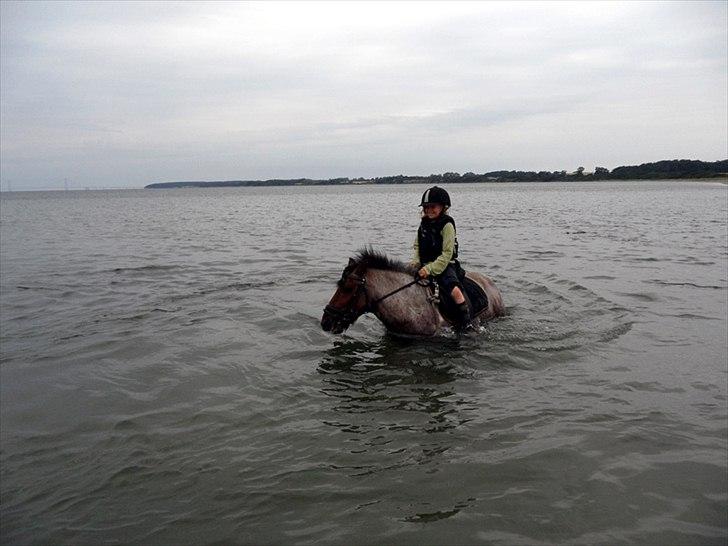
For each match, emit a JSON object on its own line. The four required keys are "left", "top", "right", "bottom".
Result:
{"left": 145, "top": 159, "right": 728, "bottom": 189}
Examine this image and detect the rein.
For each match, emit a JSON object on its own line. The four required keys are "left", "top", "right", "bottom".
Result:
{"left": 368, "top": 277, "right": 424, "bottom": 309}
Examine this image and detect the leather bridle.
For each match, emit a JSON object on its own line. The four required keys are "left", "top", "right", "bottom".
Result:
{"left": 323, "top": 270, "right": 426, "bottom": 329}
{"left": 323, "top": 272, "right": 369, "bottom": 327}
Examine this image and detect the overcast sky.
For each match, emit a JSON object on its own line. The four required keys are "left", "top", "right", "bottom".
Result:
{"left": 1, "top": 1, "right": 726, "bottom": 190}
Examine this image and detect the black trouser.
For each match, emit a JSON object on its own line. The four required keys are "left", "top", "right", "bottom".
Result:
{"left": 435, "top": 262, "right": 464, "bottom": 295}
{"left": 435, "top": 262, "right": 470, "bottom": 325}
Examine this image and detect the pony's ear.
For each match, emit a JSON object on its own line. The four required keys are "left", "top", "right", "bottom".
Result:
{"left": 348, "top": 258, "right": 356, "bottom": 267}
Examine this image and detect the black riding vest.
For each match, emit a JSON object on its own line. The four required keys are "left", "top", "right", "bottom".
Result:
{"left": 418, "top": 214, "right": 459, "bottom": 264}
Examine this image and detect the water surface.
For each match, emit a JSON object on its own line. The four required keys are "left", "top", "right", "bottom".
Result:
{"left": 1, "top": 181, "right": 726, "bottom": 545}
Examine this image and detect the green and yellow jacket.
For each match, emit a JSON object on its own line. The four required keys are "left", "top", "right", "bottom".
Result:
{"left": 413, "top": 214, "right": 459, "bottom": 276}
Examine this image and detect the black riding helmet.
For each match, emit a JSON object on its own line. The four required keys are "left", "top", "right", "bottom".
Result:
{"left": 420, "top": 186, "right": 451, "bottom": 207}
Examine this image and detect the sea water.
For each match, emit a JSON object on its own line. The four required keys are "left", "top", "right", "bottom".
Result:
{"left": 1, "top": 181, "right": 726, "bottom": 544}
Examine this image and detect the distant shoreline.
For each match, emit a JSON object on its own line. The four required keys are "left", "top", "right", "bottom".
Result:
{"left": 0, "top": 177, "right": 728, "bottom": 192}
{"left": 145, "top": 159, "right": 727, "bottom": 189}
{"left": 1, "top": 178, "right": 726, "bottom": 194}
{"left": 143, "top": 176, "right": 728, "bottom": 190}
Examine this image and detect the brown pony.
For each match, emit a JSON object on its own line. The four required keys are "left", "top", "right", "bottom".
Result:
{"left": 321, "top": 249, "right": 505, "bottom": 337}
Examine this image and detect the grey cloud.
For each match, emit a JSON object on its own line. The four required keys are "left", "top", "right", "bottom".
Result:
{"left": 305, "top": 96, "right": 588, "bottom": 142}
{"left": 1, "top": 1, "right": 725, "bottom": 189}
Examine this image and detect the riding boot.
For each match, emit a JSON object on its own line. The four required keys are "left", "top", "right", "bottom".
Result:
{"left": 454, "top": 301, "right": 471, "bottom": 331}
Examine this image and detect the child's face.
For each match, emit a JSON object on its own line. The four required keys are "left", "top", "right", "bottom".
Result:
{"left": 423, "top": 203, "right": 444, "bottom": 219}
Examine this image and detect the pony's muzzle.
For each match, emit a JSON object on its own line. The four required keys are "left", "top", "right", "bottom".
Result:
{"left": 321, "top": 312, "right": 334, "bottom": 332}
{"left": 321, "top": 307, "right": 349, "bottom": 334}
{"left": 320, "top": 309, "right": 340, "bottom": 333}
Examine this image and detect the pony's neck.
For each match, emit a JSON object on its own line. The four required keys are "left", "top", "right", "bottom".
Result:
{"left": 365, "top": 268, "right": 440, "bottom": 336}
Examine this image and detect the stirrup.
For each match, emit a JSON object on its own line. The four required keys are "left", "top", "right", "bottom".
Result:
{"left": 427, "top": 282, "right": 440, "bottom": 304}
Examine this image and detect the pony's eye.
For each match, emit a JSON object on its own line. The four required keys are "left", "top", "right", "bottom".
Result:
{"left": 337, "top": 280, "right": 353, "bottom": 293}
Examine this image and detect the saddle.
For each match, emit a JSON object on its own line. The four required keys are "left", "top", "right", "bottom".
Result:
{"left": 436, "top": 273, "right": 489, "bottom": 323}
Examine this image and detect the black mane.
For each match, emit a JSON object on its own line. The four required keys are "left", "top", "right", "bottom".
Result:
{"left": 353, "top": 247, "right": 417, "bottom": 275}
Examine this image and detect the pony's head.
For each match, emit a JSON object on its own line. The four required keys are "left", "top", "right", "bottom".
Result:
{"left": 321, "top": 257, "right": 370, "bottom": 334}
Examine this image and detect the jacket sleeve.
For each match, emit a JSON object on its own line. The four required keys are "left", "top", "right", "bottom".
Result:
{"left": 412, "top": 234, "right": 420, "bottom": 265}
{"left": 423, "top": 222, "right": 455, "bottom": 276}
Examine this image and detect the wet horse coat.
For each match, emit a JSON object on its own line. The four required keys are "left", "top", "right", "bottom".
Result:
{"left": 321, "top": 250, "right": 505, "bottom": 337}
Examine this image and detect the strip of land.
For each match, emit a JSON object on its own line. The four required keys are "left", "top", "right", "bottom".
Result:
{"left": 145, "top": 159, "right": 728, "bottom": 189}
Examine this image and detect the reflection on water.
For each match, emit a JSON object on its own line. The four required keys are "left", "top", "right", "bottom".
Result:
{"left": 319, "top": 337, "right": 462, "bottom": 406}
{"left": 319, "top": 335, "right": 463, "bottom": 376}
{"left": 317, "top": 337, "right": 469, "bottom": 480}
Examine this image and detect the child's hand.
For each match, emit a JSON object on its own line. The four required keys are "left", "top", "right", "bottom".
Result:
{"left": 418, "top": 267, "right": 429, "bottom": 279}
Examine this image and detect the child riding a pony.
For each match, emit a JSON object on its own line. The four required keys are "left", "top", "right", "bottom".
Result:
{"left": 413, "top": 186, "right": 470, "bottom": 330}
